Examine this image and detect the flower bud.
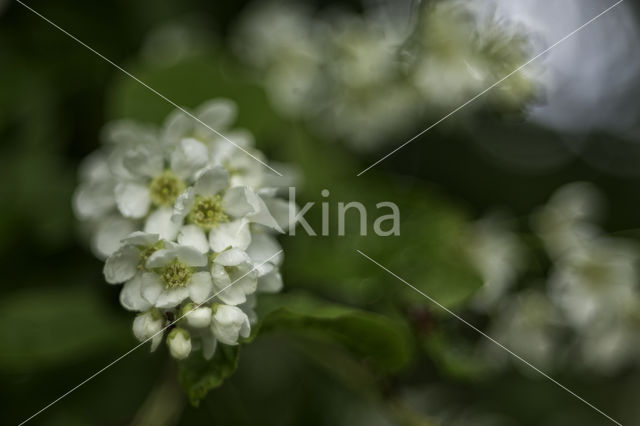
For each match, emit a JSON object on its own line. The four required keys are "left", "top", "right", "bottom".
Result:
{"left": 167, "top": 328, "right": 192, "bottom": 360}
{"left": 182, "top": 303, "right": 212, "bottom": 328}
{"left": 211, "top": 304, "right": 251, "bottom": 345}
{"left": 132, "top": 309, "right": 165, "bottom": 352}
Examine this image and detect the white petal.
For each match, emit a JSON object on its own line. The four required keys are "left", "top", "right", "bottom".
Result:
{"left": 146, "top": 248, "right": 177, "bottom": 269}
{"left": 72, "top": 181, "right": 115, "bottom": 220}
{"left": 248, "top": 193, "right": 282, "bottom": 231}
{"left": 122, "top": 144, "right": 164, "bottom": 178}
{"left": 141, "top": 272, "right": 164, "bottom": 305}
{"left": 150, "top": 334, "right": 163, "bottom": 352}
{"left": 214, "top": 248, "right": 250, "bottom": 266}
{"left": 209, "top": 219, "right": 251, "bottom": 252}
{"left": 246, "top": 232, "right": 283, "bottom": 266}
{"left": 189, "top": 272, "right": 214, "bottom": 303}
{"left": 121, "top": 231, "right": 159, "bottom": 247}
{"left": 175, "top": 245, "right": 208, "bottom": 267}
{"left": 120, "top": 275, "right": 152, "bottom": 311}
{"left": 156, "top": 287, "right": 190, "bottom": 308}
{"left": 263, "top": 197, "right": 296, "bottom": 232}
{"left": 145, "top": 207, "right": 181, "bottom": 241}
{"left": 177, "top": 225, "right": 209, "bottom": 253}
{"left": 104, "top": 245, "right": 139, "bottom": 284}
{"left": 115, "top": 182, "right": 151, "bottom": 218}
{"left": 172, "top": 188, "right": 194, "bottom": 223}
{"left": 211, "top": 305, "right": 250, "bottom": 345}
{"left": 195, "top": 98, "right": 237, "bottom": 134}
{"left": 258, "top": 268, "right": 283, "bottom": 293}
{"left": 211, "top": 263, "right": 245, "bottom": 305}
{"left": 193, "top": 166, "right": 230, "bottom": 197}
{"left": 170, "top": 138, "right": 209, "bottom": 180}
{"left": 222, "top": 186, "right": 256, "bottom": 218}
{"left": 92, "top": 217, "right": 136, "bottom": 259}
{"left": 201, "top": 334, "right": 217, "bottom": 360}
{"left": 185, "top": 306, "right": 212, "bottom": 328}
{"left": 162, "top": 109, "right": 192, "bottom": 144}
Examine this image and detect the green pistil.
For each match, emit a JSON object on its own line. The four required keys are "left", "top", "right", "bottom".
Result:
{"left": 149, "top": 171, "right": 185, "bottom": 206}
{"left": 188, "top": 195, "right": 229, "bottom": 230}
{"left": 161, "top": 259, "right": 193, "bottom": 289}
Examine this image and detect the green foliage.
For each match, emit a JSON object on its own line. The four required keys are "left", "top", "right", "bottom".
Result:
{"left": 178, "top": 344, "right": 240, "bottom": 406}
{"left": 0, "top": 286, "right": 128, "bottom": 372}
{"left": 256, "top": 292, "right": 414, "bottom": 373}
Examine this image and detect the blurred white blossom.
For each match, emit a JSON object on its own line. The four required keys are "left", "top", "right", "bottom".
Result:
{"left": 233, "top": 0, "right": 536, "bottom": 151}
{"left": 466, "top": 214, "right": 525, "bottom": 312}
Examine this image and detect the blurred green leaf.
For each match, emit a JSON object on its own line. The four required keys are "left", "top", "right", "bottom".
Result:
{"left": 0, "top": 286, "right": 127, "bottom": 373}
{"left": 256, "top": 292, "right": 413, "bottom": 373}
{"left": 178, "top": 344, "right": 239, "bottom": 406}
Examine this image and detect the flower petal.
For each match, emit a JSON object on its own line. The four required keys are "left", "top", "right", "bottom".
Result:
{"left": 145, "top": 207, "right": 181, "bottom": 241}
{"left": 175, "top": 245, "right": 208, "bottom": 267}
{"left": 223, "top": 187, "right": 281, "bottom": 231}
{"left": 115, "top": 182, "right": 151, "bottom": 218}
{"left": 211, "top": 263, "right": 246, "bottom": 305}
{"left": 214, "top": 248, "right": 250, "bottom": 267}
{"left": 209, "top": 218, "right": 251, "bottom": 252}
{"left": 258, "top": 268, "right": 283, "bottom": 293}
{"left": 193, "top": 166, "right": 230, "bottom": 197}
{"left": 92, "top": 216, "right": 136, "bottom": 259}
{"left": 122, "top": 144, "right": 164, "bottom": 178}
{"left": 189, "top": 271, "right": 214, "bottom": 303}
{"left": 172, "top": 188, "right": 195, "bottom": 223}
{"left": 156, "top": 287, "right": 190, "bottom": 308}
{"left": 170, "top": 138, "right": 209, "bottom": 180}
{"left": 72, "top": 181, "right": 116, "bottom": 220}
{"left": 195, "top": 98, "right": 237, "bottom": 134}
{"left": 246, "top": 232, "right": 283, "bottom": 266}
{"left": 104, "top": 245, "right": 139, "bottom": 284}
{"left": 222, "top": 186, "right": 256, "bottom": 218}
{"left": 121, "top": 231, "right": 159, "bottom": 247}
{"left": 201, "top": 334, "right": 217, "bottom": 360}
{"left": 177, "top": 225, "right": 209, "bottom": 253}
{"left": 119, "top": 275, "right": 152, "bottom": 311}
{"left": 141, "top": 272, "right": 164, "bottom": 305}
{"left": 146, "top": 248, "right": 177, "bottom": 269}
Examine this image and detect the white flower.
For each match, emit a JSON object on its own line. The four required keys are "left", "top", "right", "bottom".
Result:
{"left": 548, "top": 237, "right": 639, "bottom": 329}
{"left": 140, "top": 243, "right": 213, "bottom": 308}
{"left": 167, "top": 328, "right": 192, "bottom": 360}
{"left": 74, "top": 97, "right": 290, "bottom": 361}
{"left": 485, "top": 291, "right": 560, "bottom": 371}
{"left": 210, "top": 248, "right": 258, "bottom": 305}
{"left": 532, "top": 182, "right": 603, "bottom": 257}
{"left": 466, "top": 215, "right": 525, "bottom": 312}
{"left": 172, "top": 166, "right": 281, "bottom": 253}
{"left": 246, "top": 232, "right": 284, "bottom": 293}
{"left": 113, "top": 138, "right": 209, "bottom": 219}
{"left": 182, "top": 303, "right": 213, "bottom": 328}
{"left": 133, "top": 309, "right": 165, "bottom": 352}
{"left": 211, "top": 304, "right": 251, "bottom": 345}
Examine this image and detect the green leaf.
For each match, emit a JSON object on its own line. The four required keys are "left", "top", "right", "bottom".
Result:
{"left": 178, "top": 344, "right": 240, "bottom": 406}
{"left": 0, "top": 286, "right": 128, "bottom": 372}
{"left": 255, "top": 292, "right": 413, "bottom": 373}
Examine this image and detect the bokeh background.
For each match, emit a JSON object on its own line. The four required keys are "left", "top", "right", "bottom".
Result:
{"left": 3, "top": 0, "right": 640, "bottom": 425}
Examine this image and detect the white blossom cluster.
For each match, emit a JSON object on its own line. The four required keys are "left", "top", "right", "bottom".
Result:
{"left": 469, "top": 183, "right": 640, "bottom": 374}
{"left": 73, "top": 99, "right": 292, "bottom": 360}
{"left": 233, "top": 0, "right": 537, "bottom": 151}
